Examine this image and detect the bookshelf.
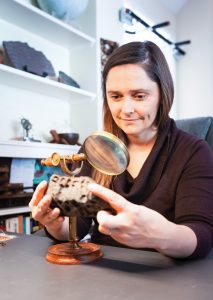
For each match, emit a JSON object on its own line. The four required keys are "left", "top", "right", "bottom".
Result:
{"left": 0, "top": 0, "right": 124, "bottom": 233}
{"left": 0, "top": 140, "right": 79, "bottom": 232}
{"left": 0, "top": 0, "right": 98, "bottom": 142}
{"left": 0, "top": 206, "right": 30, "bottom": 217}
{"left": 0, "top": 139, "right": 80, "bottom": 159}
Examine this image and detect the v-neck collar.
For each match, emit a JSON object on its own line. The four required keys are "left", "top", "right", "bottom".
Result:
{"left": 112, "top": 119, "right": 173, "bottom": 204}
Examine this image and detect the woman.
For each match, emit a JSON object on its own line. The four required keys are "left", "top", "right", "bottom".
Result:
{"left": 29, "top": 41, "right": 213, "bottom": 259}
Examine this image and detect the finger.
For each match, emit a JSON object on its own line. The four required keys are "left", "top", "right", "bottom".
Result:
{"left": 32, "top": 195, "right": 52, "bottom": 219}
{"left": 97, "top": 210, "right": 127, "bottom": 234}
{"left": 98, "top": 224, "right": 111, "bottom": 236}
{"left": 97, "top": 211, "right": 114, "bottom": 235}
{"left": 30, "top": 181, "right": 48, "bottom": 208}
{"left": 97, "top": 210, "right": 117, "bottom": 228}
{"left": 49, "top": 207, "right": 61, "bottom": 219}
{"left": 44, "top": 216, "right": 64, "bottom": 230}
{"left": 37, "top": 194, "right": 52, "bottom": 212}
{"left": 42, "top": 208, "right": 62, "bottom": 226}
{"left": 88, "top": 183, "right": 130, "bottom": 212}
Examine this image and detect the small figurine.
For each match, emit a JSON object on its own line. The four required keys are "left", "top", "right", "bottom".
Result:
{"left": 20, "top": 118, "right": 41, "bottom": 142}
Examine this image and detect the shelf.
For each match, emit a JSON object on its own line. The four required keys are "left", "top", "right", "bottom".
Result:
{"left": 0, "top": 140, "right": 80, "bottom": 159}
{"left": 0, "top": 64, "right": 96, "bottom": 102}
{"left": 0, "top": 0, "right": 95, "bottom": 48}
{"left": 0, "top": 192, "right": 33, "bottom": 200}
{"left": 0, "top": 206, "right": 30, "bottom": 217}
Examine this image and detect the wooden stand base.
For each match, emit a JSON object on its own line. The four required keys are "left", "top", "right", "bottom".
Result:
{"left": 46, "top": 242, "right": 103, "bottom": 265}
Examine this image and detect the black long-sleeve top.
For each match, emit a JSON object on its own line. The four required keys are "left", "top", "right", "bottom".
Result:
{"left": 72, "top": 118, "right": 213, "bottom": 259}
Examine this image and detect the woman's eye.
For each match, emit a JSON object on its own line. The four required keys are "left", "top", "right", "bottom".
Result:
{"left": 135, "top": 94, "right": 146, "bottom": 100}
{"left": 111, "top": 95, "right": 120, "bottom": 100}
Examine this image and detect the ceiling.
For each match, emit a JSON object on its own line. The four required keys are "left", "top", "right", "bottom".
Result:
{"left": 159, "top": 0, "right": 189, "bottom": 14}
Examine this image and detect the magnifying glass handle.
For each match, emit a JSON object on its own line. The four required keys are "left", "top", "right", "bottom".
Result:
{"left": 68, "top": 153, "right": 87, "bottom": 162}
{"left": 41, "top": 157, "right": 57, "bottom": 167}
{"left": 41, "top": 152, "right": 61, "bottom": 167}
{"left": 41, "top": 153, "right": 87, "bottom": 167}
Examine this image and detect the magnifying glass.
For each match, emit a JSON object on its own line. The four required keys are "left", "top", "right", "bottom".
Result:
{"left": 41, "top": 131, "right": 129, "bottom": 176}
{"left": 42, "top": 131, "right": 130, "bottom": 265}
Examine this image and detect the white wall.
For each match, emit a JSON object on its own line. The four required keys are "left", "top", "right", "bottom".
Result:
{"left": 95, "top": 0, "right": 124, "bottom": 130}
{"left": 0, "top": 16, "right": 72, "bottom": 142}
{"left": 122, "top": 0, "right": 213, "bottom": 119}
{"left": 2, "top": 0, "right": 212, "bottom": 144}
{"left": 176, "top": 0, "right": 213, "bottom": 118}
{"left": 124, "top": 0, "right": 178, "bottom": 118}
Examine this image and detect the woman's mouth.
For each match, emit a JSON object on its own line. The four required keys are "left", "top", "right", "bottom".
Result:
{"left": 120, "top": 116, "right": 145, "bottom": 121}
{"left": 122, "top": 118, "right": 137, "bottom": 121}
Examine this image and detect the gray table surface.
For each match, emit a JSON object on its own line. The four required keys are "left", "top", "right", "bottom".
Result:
{"left": 0, "top": 234, "right": 213, "bottom": 300}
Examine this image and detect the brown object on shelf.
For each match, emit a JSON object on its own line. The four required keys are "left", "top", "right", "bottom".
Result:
{"left": 0, "top": 183, "right": 23, "bottom": 193}
{"left": 0, "top": 165, "right": 9, "bottom": 173}
{"left": 49, "top": 129, "right": 60, "bottom": 143}
{"left": 0, "top": 191, "right": 33, "bottom": 208}
{"left": 0, "top": 192, "right": 33, "bottom": 199}
{"left": 58, "top": 133, "right": 80, "bottom": 145}
{"left": 0, "top": 173, "right": 9, "bottom": 184}
{"left": 0, "top": 49, "right": 3, "bottom": 64}
{"left": 49, "top": 129, "right": 81, "bottom": 146}
{"left": 0, "top": 164, "right": 9, "bottom": 184}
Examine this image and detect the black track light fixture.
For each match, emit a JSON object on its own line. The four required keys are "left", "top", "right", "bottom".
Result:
{"left": 119, "top": 8, "right": 191, "bottom": 57}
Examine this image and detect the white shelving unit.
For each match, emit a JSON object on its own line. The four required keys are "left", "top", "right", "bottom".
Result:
{"left": 0, "top": 0, "right": 98, "bottom": 142}
{"left": 0, "top": 206, "right": 30, "bottom": 217}
{"left": 0, "top": 0, "right": 95, "bottom": 48}
{"left": 0, "top": 139, "right": 80, "bottom": 159}
{"left": 0, "top": 0, "right": 97, "bottom": 222}
{"left": 0, "top": 0, "right": 124, "bottom": 221}
{"left": 0, "top": 64, "right": 96, "bottom": 102}
{"left": 0, "top": 140, "right": 80, "bottom": 217}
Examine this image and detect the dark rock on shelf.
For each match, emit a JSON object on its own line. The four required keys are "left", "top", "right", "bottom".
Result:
{"left": 3, "top": 41, "right": 55, "bottom": 77}
{"left": 58, "top": 71, "right": 80, "bottom": 88}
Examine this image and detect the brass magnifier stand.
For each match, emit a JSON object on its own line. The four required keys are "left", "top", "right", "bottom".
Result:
{"left": 41, "top": 131, "right": 129, "bottom": 265}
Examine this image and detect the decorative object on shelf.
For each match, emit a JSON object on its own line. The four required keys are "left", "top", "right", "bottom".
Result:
{"left": 36, "top": 0, "right": 89, "bottom": 21}
{"left": 58, "top": 71, "right": 80, "bottom": 88}
{"left": 41, "top": 131, "right": 129, "bottom": 264}
{"left": 50, "top": 129, "right": 81, "bottom": 146}
{"left": 0, "top": 162, "right": 33, "bottom": 209}
{"left": 0, "top": 49, "right": 3, "bottom": 64}
{"left": 100, "top": 38, "right": 119, "bottom": 71}
{"left": 0, "top": 183, "right": 24, "bottom": 195}
{"left": 20, "top": 118, "right": 41, "bottom": 142}
{"left": 3, "top": 41, "right": 55, "bottom": 77}
{"left": 0, "top": 164, "right": 9, "bottom": 185}
{"left": 0, "top": 191, "right": 32, "bottom": 204}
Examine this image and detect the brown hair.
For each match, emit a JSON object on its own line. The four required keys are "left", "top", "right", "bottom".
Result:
{"left": 93, "top": 41, "right": 174, "bottom": 187}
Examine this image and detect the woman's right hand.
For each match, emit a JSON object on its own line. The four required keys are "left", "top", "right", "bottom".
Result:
{"left": 29, "top": 181, "right": 64, "bottom": 233}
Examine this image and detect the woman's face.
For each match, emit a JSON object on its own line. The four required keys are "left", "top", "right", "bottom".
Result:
{"left": 106, "top": 64, "right": 160, "bottom": 140}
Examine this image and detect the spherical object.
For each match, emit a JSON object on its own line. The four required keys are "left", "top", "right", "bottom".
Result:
{"left": 37, "top": 0, "right": 89, "bottom": 21}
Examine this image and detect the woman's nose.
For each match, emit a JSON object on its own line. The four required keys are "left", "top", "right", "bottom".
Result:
{"left": 122, "top": 98, "right": 134, "bottom": 114}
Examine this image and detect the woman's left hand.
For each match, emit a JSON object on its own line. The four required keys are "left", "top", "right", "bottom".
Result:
{"left": 88, "top": 183, "right": 173, "bottom": 250}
